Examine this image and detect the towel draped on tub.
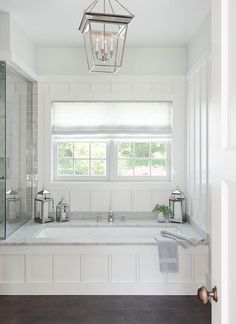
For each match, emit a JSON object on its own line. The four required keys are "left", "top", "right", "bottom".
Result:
{"left": 155, "top": 230, "right": 205, "bottom": 273}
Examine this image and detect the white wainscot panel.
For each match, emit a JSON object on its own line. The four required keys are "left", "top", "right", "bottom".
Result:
{"left": 54, "top": 254, "right": 81, "bottom": 282}
{"left": 151, "top": 82, "right": 172, "bottom": 97}
{"left": 111, "top": 82, "right": 131, "bottom": 98}
{"left": 0, "top": 255, "right": 24, "bottom": 282}
{"left": 50, "top": 83, "right": 70, "bottom": 97}
{"left": 132, "top": 82, "right": 151, "bottom": 98}
{"left": 70, "top": 190, "right": 90, "bottom": 212}
{"left": 26, "top": 255, "right": 53, "bottom": 282}
{"left": 82, "top": 254, "right": 108, "bottom": 282}
{"left": 139, "top": 254, "right": 165, "bottom": 283}
{"left": 70, "top": 83, "right": 90, "bottom": 97}
{"left": 91, "top": 190, "right": 110, "bottom": 212}
{"left": 167, "top": 254, "right": 192, "bottom": 283}
{"left": 152, "top": 190, "right": 172, "bottom": 207}
{"left": 194, "top": 254, "right": 208, "bottom": 283}
{"left": 111, "top": 190, "right": 132, "bottom": 212}
{"left": 90, "top": 82, "right": 110, "bottom": 97}
{"left": 111, "top": 254, "right": 136, "bottom": 282}
{"left": 132, "top": 190, "right": 152, "bottom": 211}
{"left": 51, "top": 190, "right": 70, "bottom": 206}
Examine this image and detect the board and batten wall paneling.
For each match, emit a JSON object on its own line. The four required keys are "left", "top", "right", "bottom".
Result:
{"left": 37, "top": 76, "right": 186, "bottom": 213}
{"left": 0, "top": 245, "right": 208, "bottom": 295}
{"left": 186, "top": 55, "right": 211, "bottom": 233}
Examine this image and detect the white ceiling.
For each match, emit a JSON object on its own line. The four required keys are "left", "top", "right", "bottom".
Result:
{"left": 0, "top": 0, "right": 210, "bottom": 47}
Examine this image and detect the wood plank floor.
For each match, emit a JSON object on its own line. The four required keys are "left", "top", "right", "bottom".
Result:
{"left": 0, "top": 296, "right": 211, "bottom": 324}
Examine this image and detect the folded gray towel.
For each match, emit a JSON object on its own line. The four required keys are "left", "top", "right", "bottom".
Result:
{"left": 154, "top": 237, "right": 178, "bottom": 273}
{"left": 160, "top": 230, "right": 204, "bottom": 249}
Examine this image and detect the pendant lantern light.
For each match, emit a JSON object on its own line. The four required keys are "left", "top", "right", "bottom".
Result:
{"left": 79, "top": 0, "right": 134, "bottom": 73}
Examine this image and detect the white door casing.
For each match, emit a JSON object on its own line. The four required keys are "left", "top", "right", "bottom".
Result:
{"left": 211, "top": 0, "right": 236, "bottom": 323}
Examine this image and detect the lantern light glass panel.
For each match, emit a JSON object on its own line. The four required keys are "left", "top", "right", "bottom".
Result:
{"left": 83, "top": 19, "right": 128, "bottom": 73}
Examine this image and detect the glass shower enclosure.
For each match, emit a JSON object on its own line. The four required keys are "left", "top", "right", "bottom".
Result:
{"left": 0, "top": 62, "right": 35, "bottom": 239}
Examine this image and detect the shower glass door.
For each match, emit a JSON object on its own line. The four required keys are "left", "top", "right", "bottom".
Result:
{"left": 0, "top": 62, "right": 34, "bottom": 239}
{"left": 5, "top": 65, "right": 33, "bottom": 237}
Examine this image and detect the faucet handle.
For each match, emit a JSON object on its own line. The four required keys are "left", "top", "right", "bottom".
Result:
{"left": 96, "top": 215, "right": 102, "bottom": 222}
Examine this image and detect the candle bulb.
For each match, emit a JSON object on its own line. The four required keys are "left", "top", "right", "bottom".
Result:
{"left": 104, "top": 40, "right": 108, "bottom": 54}
{"left": 110, "top": 38, "right": 113, "bottom": 52}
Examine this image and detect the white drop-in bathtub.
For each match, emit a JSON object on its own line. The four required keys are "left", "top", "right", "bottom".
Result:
{"left": 34, "top": 225, "right": 181, "bottom": 243}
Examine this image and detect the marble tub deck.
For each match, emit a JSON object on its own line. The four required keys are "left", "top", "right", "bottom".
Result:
{"left": 0, "top": 218, "right": 207, "bottom": 246}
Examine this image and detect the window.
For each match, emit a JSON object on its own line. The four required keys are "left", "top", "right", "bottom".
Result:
{"left": 56, "top": 142, "right": 107, "bottom": 177}
{"left": 117, "top": 141, "right": 168, "bottom": 178}
{"left": 52, "top": 102, "right": 172, "bottom": 182}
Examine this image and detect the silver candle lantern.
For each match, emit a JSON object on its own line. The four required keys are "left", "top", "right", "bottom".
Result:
{"left": 169, "top": 187, "right": 186, "bottom": 223}
{"left": 6, "top": 189, "right": 21, "bottom": 222}
{"left": 56, "top": 198, "right": 70, "bottom": 222}
{"left": 34, "top": 188, "right": 54, "bottom": 223}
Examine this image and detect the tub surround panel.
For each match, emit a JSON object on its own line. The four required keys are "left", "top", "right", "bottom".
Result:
{"left": 0, "top": 245, "right": 208, "bottom": 295}
{"left": 0, "top": 220, "right": 207, "bottom": 294}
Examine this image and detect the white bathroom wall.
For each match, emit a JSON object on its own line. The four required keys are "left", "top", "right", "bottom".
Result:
{"left": 0, "top": 13, "right": 38, "bottom": 80}
{"left": 186, "top": 15, "right": 211, "bottom": 232}
{"left": 186, "top": 15, "right": 211, "bottom": 71}
{"left": 10, "top": 18, "right": 37, "bottom": 72}
{"left": 37, "top": 47, "right": 186, "bottom": 76}
{"left": 38, "top": 74, "right": 186, "bottom": 212}
{"left": 0, "top": 12, "right": 11, "bottom": 60}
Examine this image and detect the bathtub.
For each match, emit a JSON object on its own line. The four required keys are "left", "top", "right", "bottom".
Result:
{"left": 34, "top": 225, "right": 181, "bottom": 243}
{"left": 0, "top": 220, "right": 208, "bottom": 295}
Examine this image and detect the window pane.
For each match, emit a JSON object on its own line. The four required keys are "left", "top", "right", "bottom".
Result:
{"left": 118, "top": 143, "right": 133, "bottom": 158}
{"left": 151, "top": 159, "right": 167, "bottom": 176}
{"left": 151, "top": 142, "right": 167, "bottom": 158}
{"left": 134, "top": 143, "right": 149, "bottom": 158}
{"left": 57, "top": 158, "right": 73, "bottom": 175}
{"left": 91, "top": 143, "right": 106, "bottom": 158}
{"left": 91, "top": 160, "right": 106, "bottom": 176}
{"left": 58, "top": 143, "right": 73, "bottom": 157}
{"left": 118, "top": 160, "right": 133, "bottom": 176}
{"left": 134, "top": 160, "right": 150, "bottom": 176}
{"left": 75, "top": 160, "right": 89, "bottom": 176}
{"left": 74, "top": 143, "right": 89, "bottom": 158}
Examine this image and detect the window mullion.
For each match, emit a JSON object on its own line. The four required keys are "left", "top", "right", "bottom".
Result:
{"left": 89, "top": 143, "right": 91, "bottom": 176}
{"left": 109, "top": 140, "right": 116, "bottom": 181}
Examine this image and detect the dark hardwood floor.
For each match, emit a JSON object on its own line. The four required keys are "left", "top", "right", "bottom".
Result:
{"left": 0, "top": 295, "right": 211, "bottom": 324}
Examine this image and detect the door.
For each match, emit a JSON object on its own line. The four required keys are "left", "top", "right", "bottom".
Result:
{"left": 210, "top": 0, "right": 236, "bottom": 323}
{"left": 0, "top": 62, "right": 6, "bottom": 238}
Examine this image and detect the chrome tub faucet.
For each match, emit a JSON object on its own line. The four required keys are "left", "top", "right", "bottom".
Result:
{"left": 108, "top": 210, "right": 114, "bottom": 222}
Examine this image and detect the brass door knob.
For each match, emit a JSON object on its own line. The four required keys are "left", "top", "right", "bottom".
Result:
{"left": 197, "top": 286, "right": 218, "bottom": 304}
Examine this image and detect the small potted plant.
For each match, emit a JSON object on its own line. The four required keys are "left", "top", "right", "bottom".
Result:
{"left": 152, "top": 204, "right": 171, "bottom": 223}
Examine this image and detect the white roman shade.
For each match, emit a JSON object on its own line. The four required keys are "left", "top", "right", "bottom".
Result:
{"left": 52, "top": 102, "right": 172, "bottom": 137}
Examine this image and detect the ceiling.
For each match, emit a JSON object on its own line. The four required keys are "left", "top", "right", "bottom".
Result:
{"left": 0, "top": 0, "right": 210, "bottom": 47}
